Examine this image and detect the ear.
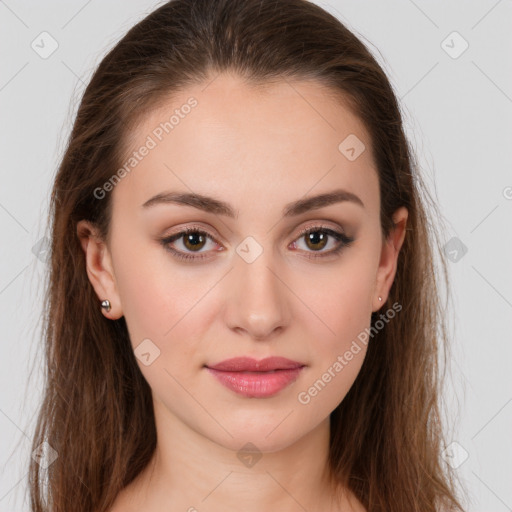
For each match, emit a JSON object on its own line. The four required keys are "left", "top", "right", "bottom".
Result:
{"left": 77, "top": 220, "right": 123, "bottom": 319}
{"left": 372, "top": 206, "right": 408, "bottom": 312}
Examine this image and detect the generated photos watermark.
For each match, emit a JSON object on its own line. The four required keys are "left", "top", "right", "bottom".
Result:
{"left": 93, "top": 96, "right": 198, "bottom": 200}
{"left": 297, "top": 301, "right": 402, "bottom": 405}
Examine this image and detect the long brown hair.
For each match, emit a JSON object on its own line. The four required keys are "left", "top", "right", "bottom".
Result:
{"left": 28, "top": 0, "right": 466, "bottom": 510}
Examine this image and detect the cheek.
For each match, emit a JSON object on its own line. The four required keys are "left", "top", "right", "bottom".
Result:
{"left": 293, "top": 270, "right": 374, "bottom": 411}
{"left": 114, "top": 258, "right": 211, "bottom": 402}
{"left": 112, "top": 243, "right": 206, "bottom": 350}
{"left": 296, "top": 255, "right": 376, "bottom": 345}
{"left": 289, "top": 250, "right": 377, "bottom": 405}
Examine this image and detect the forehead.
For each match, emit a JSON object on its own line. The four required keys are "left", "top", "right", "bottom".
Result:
{"left": 114, "top": 72, "right": 379, "bottom": 216}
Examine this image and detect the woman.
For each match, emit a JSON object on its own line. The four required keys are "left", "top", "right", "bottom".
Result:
{"left": 29, "top": 0, "right": 466, "bottom": 510}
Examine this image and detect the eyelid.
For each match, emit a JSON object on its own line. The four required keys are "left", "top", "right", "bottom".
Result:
{"left": 295, "top": 221, "right": 348, "bottom": 237}
{"left": 162, "top": 224, "right": 221, "bottom": 244}
{"left": 163, "top": 219, "right": 348, "bottom": 240}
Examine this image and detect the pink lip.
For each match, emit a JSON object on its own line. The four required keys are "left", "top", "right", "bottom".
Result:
{"left": 205, "top": 357, "right": 305, "bottom": 398}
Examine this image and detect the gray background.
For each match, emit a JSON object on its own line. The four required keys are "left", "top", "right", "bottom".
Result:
{"left": 1, "top": 0, "right": 511, "bottom": 510}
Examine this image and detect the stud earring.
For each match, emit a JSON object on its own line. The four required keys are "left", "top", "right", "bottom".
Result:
{"left": 101, "top": 299, "right": 111, "bottom": 312}
{"left": 378, "top": 296, "right": 382, "bottom": 302}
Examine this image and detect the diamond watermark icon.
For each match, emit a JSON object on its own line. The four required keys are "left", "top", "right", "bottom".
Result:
{"left": 443, "top": 236, "right": 468, "bottom": 263}
{"left": 134, "top": 338, "right": 161, "bottom": 366}
{"left": 32, "top": 441, "right": 58, "bottom": 469}
{"left": 441, "top": 441, "right": 469, "bottom": 469}
{"left": 338, "top": 134, "right": 365, "bottom": 161}
{"left": 31, "top": 31, "right": 59, "bottom": 59}
{"left": 441, "top": 31, "right": 469, "bottom": 59}
{"left": 32, "top": 236, "right": 50, "bottom": 263}
{"left": 237, "top": 442, "right": 262, "bottom": 468}
{"left": 236, "top": 236, "right": 263, "bottom": 264}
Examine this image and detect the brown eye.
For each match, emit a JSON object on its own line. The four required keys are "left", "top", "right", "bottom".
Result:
{"left": 161, "top": 227, "right": 220, "bottom": 262}
{"left": 304, "top": 231, "right": 329, "bottom": 251}
{"left": 182, "top": 232, "right": 207, "bottom": 251}
{"left": 292, "top": 225, "right": 354, "bottom": 259}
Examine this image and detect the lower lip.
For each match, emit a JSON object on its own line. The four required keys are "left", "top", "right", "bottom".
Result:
{"left": 205, "top": 367, "right": 304, "bottom": 398}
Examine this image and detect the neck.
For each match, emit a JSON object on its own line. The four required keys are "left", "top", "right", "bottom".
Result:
{"left": 122, "top": 397, "right": 343, "bottom": 512}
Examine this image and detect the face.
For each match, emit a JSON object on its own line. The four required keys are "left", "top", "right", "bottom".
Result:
{"left": 79, "top": 72, "right": 407, "bottom": 453}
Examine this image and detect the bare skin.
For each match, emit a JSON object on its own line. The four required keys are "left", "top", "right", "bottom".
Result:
{"left": 78, "top": 72, "right": 407, "bottom": 512}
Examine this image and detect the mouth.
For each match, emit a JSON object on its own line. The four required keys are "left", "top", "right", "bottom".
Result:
{"left": 205, "top": 357, "right": 305, "bottom": 398}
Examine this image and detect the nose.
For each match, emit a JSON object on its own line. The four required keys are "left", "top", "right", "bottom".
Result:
{"left": 223, "top": 248, "right": 291, "bottom": 341}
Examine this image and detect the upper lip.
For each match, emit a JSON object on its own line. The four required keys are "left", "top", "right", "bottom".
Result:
{"left": 206, "top": 357, "right": 305, "bottom": 372}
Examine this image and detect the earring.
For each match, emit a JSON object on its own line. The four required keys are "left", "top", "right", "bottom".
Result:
{"left": 101, "top": 299, "right": 111, "bottom": 312}
{"left": 378, "top": 296, "right": 382, "bottom": 302}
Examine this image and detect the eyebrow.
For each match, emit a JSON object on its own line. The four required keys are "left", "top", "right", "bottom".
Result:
{"left": 141, "top": 188, "right": 364, "bottom": 218}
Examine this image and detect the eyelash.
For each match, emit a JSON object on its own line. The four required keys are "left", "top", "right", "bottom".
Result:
{"left": 160, "top": 224, "right": 354, "bottom": 262}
